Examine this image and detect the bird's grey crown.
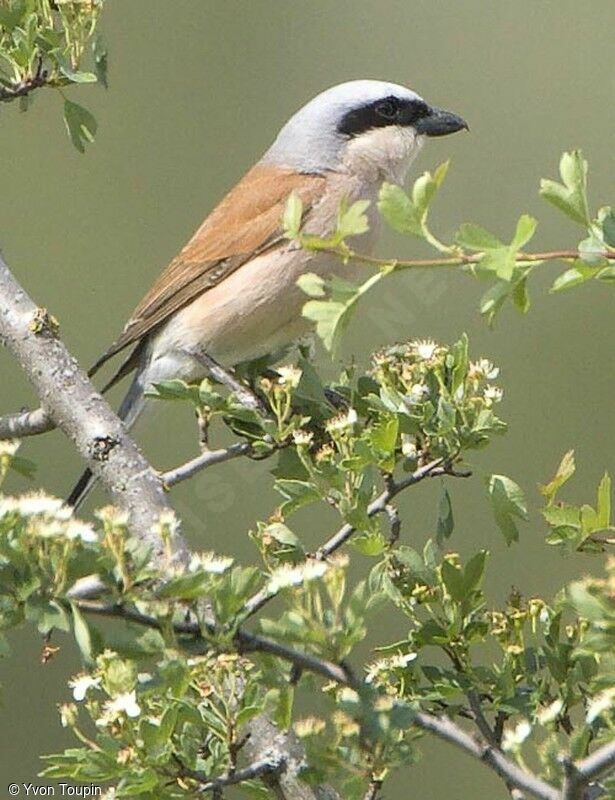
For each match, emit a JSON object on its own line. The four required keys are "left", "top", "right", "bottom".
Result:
{"left": 261, "top": 79, "right": 426, "bottom": 174}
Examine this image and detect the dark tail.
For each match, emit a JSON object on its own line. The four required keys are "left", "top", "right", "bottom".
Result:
{"left": 67, "top": 375, "right": 147, "bottom": 510}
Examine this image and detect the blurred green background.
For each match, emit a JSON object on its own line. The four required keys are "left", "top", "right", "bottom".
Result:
{"left": 2, "top": 1, "right": 615, "bottom": 796}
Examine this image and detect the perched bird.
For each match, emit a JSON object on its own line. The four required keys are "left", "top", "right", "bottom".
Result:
{"left": 68, "top": 79, "right": 467, "bottom": 507}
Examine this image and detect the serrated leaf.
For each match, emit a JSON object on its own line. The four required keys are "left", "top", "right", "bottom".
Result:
{"left": 337, "top": 198, "right": 370, "bottom": 239}
{"left": 539, "top": 450, "right": 575, "bottom": 503}
{"left": 456, "top": 223, "right": 502, "bottom": 251}
{"left": 511, "top": 214, "right": 537, "bottom": 251}
{"left": 378, "top": 182, "right": 422, "bottom": 237}
{"left": 63, "top": 100, "right": 97, "bottom": 153}
{"left": 275, "top": 479, "right": 320, "bottom": 516}
{"left": 296, "top": 272, "right": 326, "bottom": 298}
{"left": 487, "top": 474, "right": 528, "bottom": 545}
{"left": 302, "top": 269, "right": 388, "bottom": 354}
{"left": 540, "top": 150, "right": 590, "bottom": 225}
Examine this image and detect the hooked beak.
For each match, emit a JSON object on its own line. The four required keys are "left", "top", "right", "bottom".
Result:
{"left": 415, "top": 106, "right": 468, "bottom": 137}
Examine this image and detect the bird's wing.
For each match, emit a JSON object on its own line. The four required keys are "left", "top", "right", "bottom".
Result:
{"left": 88, "top": 164, "right": 326, "bottom": 378}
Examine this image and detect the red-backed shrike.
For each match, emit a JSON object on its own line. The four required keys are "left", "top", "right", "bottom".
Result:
{"left": 69, "top": 79, "right": 466, "bottom": 507}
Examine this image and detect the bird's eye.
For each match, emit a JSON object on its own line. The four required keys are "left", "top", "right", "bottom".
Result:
{"left": 375, "top": 99, "right": 399, "bottom": 120}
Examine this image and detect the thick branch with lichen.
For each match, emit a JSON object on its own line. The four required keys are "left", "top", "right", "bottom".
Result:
{"left": 0, "top": 251, "right": 188, "bottom": 568}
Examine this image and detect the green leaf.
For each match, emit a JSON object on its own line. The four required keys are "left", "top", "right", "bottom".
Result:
{"left": 511, "top": 214, "right": 538, "bottom": 251}
{"left": 302, "top": 269, "right": 389, "bottom": 354}
{"left": 441, "top": 560, "right": 465, "bottom": 601}
{"left": 550, "top": 262, "right": 598, "bottom": 293}
{"left": 487, "top": 474, "right": 528, "bottom": 545}
{"left": 539, "top": 450, "right": 575, "bottom": 504}
{"left": 378, "top": 162, "right": 448, "bottom": 240}
{"left": 378, "top": 182, "right": 422, "bottom": 237}
{"left": 63, "top": 100, "right": 97, "bottom": 153}
{"left": 540, "top": 150, "right": 590, "bottom": 225}
{"left": 436, "top": 486, "right": 454, "bottom": 545}
{"left": 456, "top": 223, "right": 502, "bottom": 251}
{"left": 71, "top": 603, "right": 95, "bottom": 665}
{"left": 596, "top": 473, "right": 611, "bottom": 529}
{"left": 337, "top": 198, "right": 370, "bottom": 239}
{"left": 59, "top": 64, "right": 97, "bottom": 83}
{"left": 412, "top": 160, "right": 449, "bottom": 220}
{"left": 511, "top": 273, "right": 530, "bottom": 313}
{"left": 155, "top": 571, "right": 210, "bottom": 600}
{"left": 283, "top": 191, "right": 303, "bottom": 238}
{"left": 463, "top": 550, "right": 488, "bottom": 594}
{"left": 598, "top": 206, "right": 615, "bottom": 247}
{"left": 296, "top": 272, "right": 326, "bottom": 298}
{"left": 578, "top": 232, "right": 608, "bottom": 267}
{"left": 393, "top": 546, "right": 436, "bottom": 585}
{"left": 147, "top": 379, "right": 201, "bottom": 405}
{"left": 275, "top": 479, "right": 320, "bottom": 516}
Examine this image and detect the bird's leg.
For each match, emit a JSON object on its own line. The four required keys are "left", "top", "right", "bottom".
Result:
{"left": 188, "top": 348, "right": 267, "bottom": 413}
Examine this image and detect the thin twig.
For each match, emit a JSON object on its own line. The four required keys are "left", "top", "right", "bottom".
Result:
{"left": 412, "top": 713, "right": 560, "bottom": 800}
{"left": 161, "top": 443, "right": 252, "bottom": 487}
{"left": 316, "top": 458, "right": 452, "bottom": 559}
{"left": 0, "top": 71, "right": 51, "bottom": 102}
{"left": 239, "top": 460, "right": 468, "bottom": 620}
{"left": 576, "top": 740, "right": 615, "bottom": 784}
{"left": 363, "top": 778, "right": 383, "bottom": 800}
{"left": 73, "top": 598, "right": 559, "bottom": 800}
{"left": 340, "top": 247, "right": 615, "bottom": 272}
{"left": 0, "top": 406, "right": 55, "bottom": 438}
{"left": 179, "top": 755, "right": 285, "bottom": 793}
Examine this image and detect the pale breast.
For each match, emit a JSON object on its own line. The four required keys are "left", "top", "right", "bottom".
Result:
{"left": 146, "top": 171, "right": 382, "bottom": 379}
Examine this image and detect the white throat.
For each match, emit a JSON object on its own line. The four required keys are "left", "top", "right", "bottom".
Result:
{"left": 341, "top": 126, "right": 424, "bottom": 184}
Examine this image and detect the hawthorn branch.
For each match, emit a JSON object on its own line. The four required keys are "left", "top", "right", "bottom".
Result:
{"left": 239, "top": 459, "right": 469, "bottom": 621}
{"left": 161, "top": 442, "right": 252, "bottom": 487}
{"left": 0, "top": 251, "right": 188, "bottom": 568}
{"left": 176, "top": 755, "right": 286, "bottom": 793}
{"left": 73, "top": 598, "right": 559, "bottom": 800}
{"left": 0, "top": 59, "right": 51, "bottom": 102}
{"left": 0, "top": 405, "right": 55, "bottom": 438}
{"left": 335, "top": 246, "right": 615, "bottom": 272}
{"left": 316, "top": 458, "right": 470, "bottom": 559}
{"left": 575, "top": 740, "right": 615, "bottom": 786}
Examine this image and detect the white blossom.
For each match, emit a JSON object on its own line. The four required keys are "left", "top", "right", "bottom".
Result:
{"left": 189, "top": 551, "right": 234, "bottom": 574}
{"left": 471, "top": 358, "right": 499, "bottom": 380}
{"left": 484, "top": 385, "right": 503, "bottom": 405}
{"left": 69, "top": 674, "right": 101, "bottom": 702}
{"left": 277, "top": 366, "right": 303, "bottom": 388}
{"left": 411, "top": 339, "right": 438, "bottom": 360}
{"left": 502, "top": 719, "right": 531, "bottom": 751}
{"left": 267, "top": 560, "right": 328, "bottom": 593}
{"left": 98, "top": 691, "right": 141, "bottom": 725}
